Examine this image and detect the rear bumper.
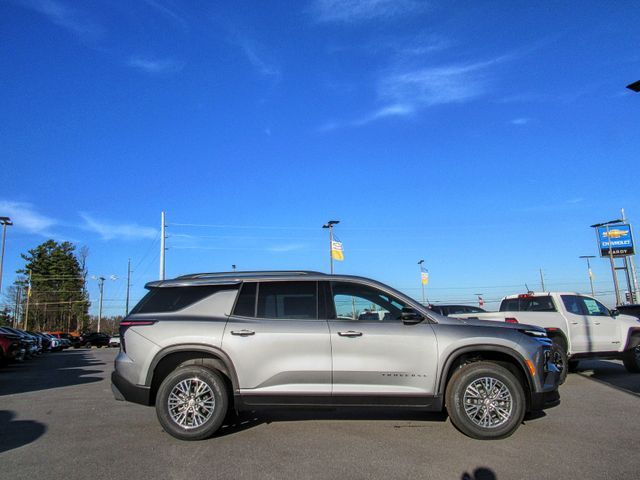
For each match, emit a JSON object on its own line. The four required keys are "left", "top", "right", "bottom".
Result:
{"left": 111, "top": 371, "right": 151, "bottom": 406}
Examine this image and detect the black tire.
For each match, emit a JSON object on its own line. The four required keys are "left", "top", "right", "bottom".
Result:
{"left": 156, "top": 366, "right": 228, "bottom": 441}
{"left": 445, "top": 361, "right": 526, "bottom": 440}
{"left": 85, "top": 342, "right": 91, "bottom": 348}
{"left": 622, "top": 345, "right": 640, "bottom": 373}
{"left": 568, "top": 360, "right": 580, "bottom": 372}
{"left": 550, "top": 339, "right": 568, "bottom": 385}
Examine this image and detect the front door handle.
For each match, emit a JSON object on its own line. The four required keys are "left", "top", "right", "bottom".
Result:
{"left": 230, "top": 329, "right": 255, "bottom": 336}
{"left": 337, "top": 331, "right": 363, "bottom": 337}
{"left": 570, "top": 321, "right": 579, "bottom": 325}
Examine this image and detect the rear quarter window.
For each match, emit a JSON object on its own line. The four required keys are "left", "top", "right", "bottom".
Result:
{"left": 130, "top": 285, "right": 237, "bottom": 314}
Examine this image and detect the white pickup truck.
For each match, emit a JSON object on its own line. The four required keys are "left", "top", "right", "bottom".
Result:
{"left": 451, "top": 292, "right": 640, "bottom": 381}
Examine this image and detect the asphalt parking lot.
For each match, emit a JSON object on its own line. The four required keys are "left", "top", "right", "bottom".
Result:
{"left": 1, "top": 348, "right": 639, "bottom": 480}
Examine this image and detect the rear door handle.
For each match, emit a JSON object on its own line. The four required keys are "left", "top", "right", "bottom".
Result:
{"left": 337, "top": 331, "right": 363, "bottom": 337}
{"left": 230, "top": 329, "right": 255, "bottom": 336}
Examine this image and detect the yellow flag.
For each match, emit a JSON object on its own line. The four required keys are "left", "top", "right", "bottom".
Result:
{"left": 331, "top": 240, "right": 344, "bottom": 261}
{"left": 421, "top": 271, "right": 429, "bottom": 285}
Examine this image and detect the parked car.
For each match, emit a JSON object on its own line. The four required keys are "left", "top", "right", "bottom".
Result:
{"left": 82, "top": 332, "right": 110, "bottom": 348}
{"left": 1, "top": 327, "right": 38, "bottom": 357}
{"left": 108, "top": 335, "right": 120, "bottom": 348}
{"left": 113, "top": 270, "right": 560, "bottom": 441}
{"left": 451, "top": 292, "right": 640, "bottom": 382}
{"left": 47, "top": 331, "right": 82, "bottom": 348}
{"left": 0, "top": 330, "right": 25, "bottom": 365}
{"left": 428, "top": 304, "right": 487, "bottom": 316}
{"left": 32, "top": 332, "right": 52, "bottom": 351}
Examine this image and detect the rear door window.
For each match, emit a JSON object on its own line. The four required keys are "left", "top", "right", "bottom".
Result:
{"left": 256, "top": 281, "right": 318, "bottom": 320}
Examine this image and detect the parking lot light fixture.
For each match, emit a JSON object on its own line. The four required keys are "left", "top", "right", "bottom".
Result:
{"left": 626, "top": 80, "right": 640, "bottom": 92}
{"left": 0, "top": 216, "right": 13, "bottom": 293}
{"left": 322, "top": 220, "right": 340, "bottom": 274}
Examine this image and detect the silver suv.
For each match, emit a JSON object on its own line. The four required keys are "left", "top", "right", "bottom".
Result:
{"left": 112, "top": 271, "right": 560, "bottom": 440}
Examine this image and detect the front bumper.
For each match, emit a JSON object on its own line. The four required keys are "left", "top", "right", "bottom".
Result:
{"left": 111, "top": 371, "right": 151, "bottom": 406}
{"left": 529, "top": 343, "right": 561, "bottom": 411}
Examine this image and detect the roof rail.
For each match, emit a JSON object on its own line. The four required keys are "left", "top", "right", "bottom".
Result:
{"left": 175, "top": 270, "right": 326, "bottom": 280}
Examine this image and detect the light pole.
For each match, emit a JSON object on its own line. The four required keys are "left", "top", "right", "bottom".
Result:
{"left": 418, "top": 260, "right": 426, "bottom": 305}
{"left": 92, "top": 275, "right": 117, "bottom": 332}
{"left": 590, "top": 219, "right": 624, "bottom": 305}
{"left": 322, "top": 220, "right": 339, "bottom": 274}
{"left": 579, "top": 255, "right": 596, "bottom": 297}
{"left": 0, "top": 216, "right": 13, "bottom": 293}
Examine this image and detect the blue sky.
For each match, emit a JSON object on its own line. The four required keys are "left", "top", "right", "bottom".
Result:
{"left": 1, "top": 0, "right": 639, "bottom": 314}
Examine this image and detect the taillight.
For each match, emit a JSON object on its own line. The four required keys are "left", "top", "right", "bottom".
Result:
{"left": 119, "top": 320, "right": 156, "bottom": 353}
{"left": 505, "top": 317, "right": 519, "bottom": 324}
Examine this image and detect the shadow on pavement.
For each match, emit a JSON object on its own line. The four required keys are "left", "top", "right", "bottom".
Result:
{"left": 0, "top": 410, "right": 46, "bottom": 453}
{"left": 0, "top": 350, "right": 104, "bottom": 397}
{"left": 217, "top": 408, "right": 448, "bottom": 438}
{"left": 576, "top": 359, "right": 640, "bottom": 397}
{"left": 462, "top": 467, "right": 497, "bottom": 480}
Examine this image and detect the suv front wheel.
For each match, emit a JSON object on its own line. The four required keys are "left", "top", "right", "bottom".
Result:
{"left": 156, "top": 366, "right": 228, "bottom": 440}
{"left": 445, "top": 361, "right": 525, "bottom": 440}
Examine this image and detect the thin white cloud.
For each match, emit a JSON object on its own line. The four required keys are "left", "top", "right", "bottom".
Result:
{"left": 267, "top": 244, "right": 306, "bottom": 253}
{"left": 0, "top": 200, "right": 57, "bottom": 236}
{"left": 236, "top": 38, "right": 281, "bottom": 78}
{"left": 80, "top": 213, "right": 157, "bottom": 241}
{"left": 321, "top": 56, "right": 510, "bottom": 131}
{"left": 141, "top": 0, "right": 188, "bottom": 29}
{"left": 312, "top": 0, "right": 425, "bottom": 23}
{"left": 379, "top": 57, "right": 509, "bottom": 108}
{"left": 510, "top": 117, "right": 531, "bottom": 125}
{"left": 15, "top": 0, "right": 104, "bottom": 40}
{"left": 127, "top": 56, "right": 185, "bottom": 74}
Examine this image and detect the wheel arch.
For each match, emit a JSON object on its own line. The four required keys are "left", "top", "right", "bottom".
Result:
{"left": 146, "top": 344, "right": 239, "bottom": 406}
{"left": 624, "top": 328, "right": 640, "bottom": 351}
{"left": 437, "top": 345, "right": 534, "bottom": 408}
{"left": 545, "top": 329, "right": 569, "bottom": 353}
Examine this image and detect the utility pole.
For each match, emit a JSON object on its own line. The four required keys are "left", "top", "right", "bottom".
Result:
{"left": 539, "top": 269, "right": 546, "bottom": 291}
{"left": 96, "top": 276, "right": 105, "bottom": 333}
{"left": 159, "top": 211, "right": 166, "bottom": 280}
{"left": 13, "top": 287, "right": 21, "bottom": 328}
{"left": 579, "top": 255, "right": 596, "bottom": 297}
{"left": 0, "top": 216, "right": 13, "bottom": 293}
{"left": 125, "top": 258, "right": 131, "bottom": 316}
{"left": 24, "top": 269, "right": 31, "bottom": 330}
{"left": 322, "top": 220, "right": 339, "bottom": 274}
{"left": 621, "top": 208, "right": 639, "bottom": 302}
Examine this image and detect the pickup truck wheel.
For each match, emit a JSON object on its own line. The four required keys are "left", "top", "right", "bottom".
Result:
{"left": 622, "top": 345, "right": 640, "bottom": 373}
{"left": 156, "top": 366, "right": 228, "bottom": 441}
{"left": 445, "top": 362, "right": 525, "bottom": 440}
{"left": 550, "top": 340, "right": 568, "bottom": 384}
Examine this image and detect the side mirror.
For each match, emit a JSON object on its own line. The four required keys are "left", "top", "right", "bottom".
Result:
{"left": 611, "top": 309, "right": 620, "bottom": 317}
{"left": 401, "top": 307, "right": 424, "bottom": 325}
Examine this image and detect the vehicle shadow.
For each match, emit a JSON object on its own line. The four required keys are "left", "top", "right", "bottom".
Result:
{"left": 461, "top": 467, "right": 497, "bottom": 480}
{"left": 0, "top": 350, "right": 104, "bottom": 397}
{"left": 575, "top": 359, "right": 640, "bottom": 397}
{"left": 0, "top": 410, "right": 46, "bottom": 453}
{"left": 217, "top": 408, "right": 448, "bottom": 438}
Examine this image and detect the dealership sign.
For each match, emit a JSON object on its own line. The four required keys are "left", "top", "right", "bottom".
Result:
{"left": 596, "top": 224, "right": 634, "bottom": 257}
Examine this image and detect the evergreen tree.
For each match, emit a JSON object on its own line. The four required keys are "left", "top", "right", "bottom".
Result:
{"left": 15, "top": 240, "right": 89, "bottom": 331}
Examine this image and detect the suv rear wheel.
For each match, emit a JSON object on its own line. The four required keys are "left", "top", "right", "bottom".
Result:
{"left": 156, "top": 366, "right": 228, "bottom": 441}
{"left": 445, "top": 362, "right": 525, "bottom": 440}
